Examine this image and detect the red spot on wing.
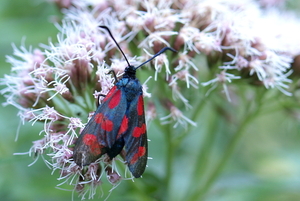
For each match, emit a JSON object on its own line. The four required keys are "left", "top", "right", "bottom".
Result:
{"left": 132, "top": 124, "right": 146, "bottom": 138}
{"left": 130, "top": 146, "right": 146, "bottom": 164}
{"left": 102, "top": 86, "right": 117, "bottom": 102}
{"left": 82, "top": 134, "right": 102, "bottom": 155}
{"left": 117, "top": 116, "right": 128, "bottom": 137}
{"left": 137, "top": 96, "right": 144, "bottom": 116}
{"left": 108, "top": 90, "right": 121, "bottom": 109}
{"left": 95, "top": 113, "right": 104, "bottom": 124}
{"left": 101, "top": 120, "right": 113, "bottom": 132}
{"left": 95, "top": 113, "right": 114, "bottom": 132}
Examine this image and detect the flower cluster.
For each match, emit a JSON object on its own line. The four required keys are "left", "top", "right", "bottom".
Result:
{"left": 2, "top": 0, "right": 300, "bottom": 199}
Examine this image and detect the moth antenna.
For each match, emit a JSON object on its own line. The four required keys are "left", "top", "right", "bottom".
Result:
{"left": 99, "top": 25, "right": 131, "bottom": 67}
{"left": 135, "top": 47, "right": 177, "bottom": 69}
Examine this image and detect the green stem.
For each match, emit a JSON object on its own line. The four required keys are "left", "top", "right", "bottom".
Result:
{"left": 207, "top": 116, "right": 251, "bottom": 191}
{"left": 164, "top": 124, "right": 173, "bottom": 197}
{"left": 154, "top": 119, "right": 174, "bottom": 200}
{"left": 173, "top": 93, "right": 211, "bottom": 147}
{"left": 50, "top": 93, "right": 73, "bottom": 116}
{"left": 187, "top": 88, "right": 263, "bottom": 201}
{"left": 187, "top": 105, "right": 260, "bottom": 201}
{"left": 163, "top": 96, "right": 209, "bottom": 199}
{"left": 190, "top": 112, "right": 219, "bottom": 184}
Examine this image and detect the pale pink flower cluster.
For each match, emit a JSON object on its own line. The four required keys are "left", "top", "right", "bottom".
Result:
{"left": 2, "top": 0, "right": 300, "bottom": 198}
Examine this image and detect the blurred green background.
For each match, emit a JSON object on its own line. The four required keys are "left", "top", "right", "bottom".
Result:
{"left": 1, "top": 1, "right": 300, "bottom": 201}
{"left": 0, "top": 0, "right": 70, "bottom": 200}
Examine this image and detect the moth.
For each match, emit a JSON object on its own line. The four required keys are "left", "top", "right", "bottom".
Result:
{"left": 73, "top": 25, "right": 176, "bottom": 178}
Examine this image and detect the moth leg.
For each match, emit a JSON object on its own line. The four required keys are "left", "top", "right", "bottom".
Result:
{"left": 107, "top": 70, "right": 118, "bottom": 83}
{"left": 96, "top": 69, "right": 117, "bottom": 108}
{"left": 97, "top": 94, "right": 106, "bottom": 107}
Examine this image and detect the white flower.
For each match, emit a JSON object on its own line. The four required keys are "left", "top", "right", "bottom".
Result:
{"left": 160, "top": 105, "right": 196, "bottom": 129}
{"left": 171, "top": 51, "right": 199, "bottom": 88}
{"left": 138, "top": 30, "right": 178, "bottom": 49}
{"left": 202, "top": 70, "right": 241, "bottom": 101}
{"left": 143, "top": 48, "right": 171, "bottom": 80}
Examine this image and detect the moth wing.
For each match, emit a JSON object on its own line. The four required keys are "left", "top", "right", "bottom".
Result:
{"left": 123, "top": 94, "right": 148, "bottom": 178}
{"left": 73, "top": 86, "right": 127, "bottom": 166}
